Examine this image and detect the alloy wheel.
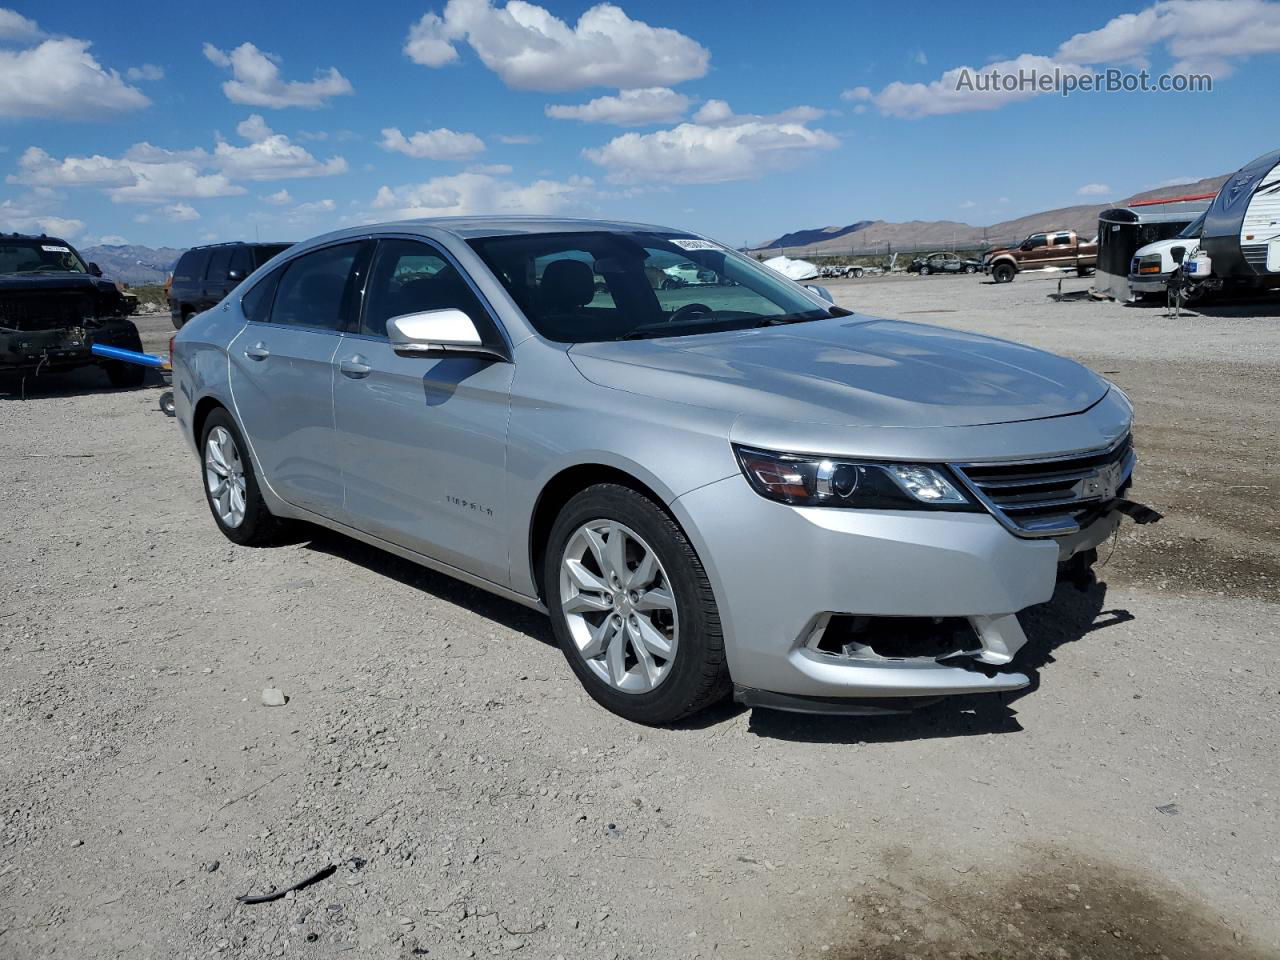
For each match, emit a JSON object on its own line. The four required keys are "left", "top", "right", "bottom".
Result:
{"left": 204, "top": 426, "right": 247, "bottom": 528}
{"left": 559, "top": 520, "right": 679, "bottom": 693}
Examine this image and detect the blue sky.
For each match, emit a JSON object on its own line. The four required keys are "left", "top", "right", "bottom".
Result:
{"left": 2, "top": 0, "right": 1278, "bottom": 250}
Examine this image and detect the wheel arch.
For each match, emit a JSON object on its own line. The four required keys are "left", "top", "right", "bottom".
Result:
{"left": 191, "top": 394, "right": 227, "bottom": 446}
{"left": 527, "top": 463, "right": 673, "bottom": 604}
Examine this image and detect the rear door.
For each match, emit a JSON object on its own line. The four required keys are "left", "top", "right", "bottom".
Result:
{"left": 202, "top": 248, "right": 233, "bottom": 310}
{"left": 228, "top": 240, "right": 371, "bottom": 519}
{"left": 332, "top": 236, "right": 515, "bottom": 585}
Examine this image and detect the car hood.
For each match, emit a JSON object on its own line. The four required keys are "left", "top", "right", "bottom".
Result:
{"left": 568, "top": 315, "right": 1108, "bottom": 429}
{"left": 1132, "top": 237, "right": 1191, "bottom": 260}
{"left": 0, "top": 273, "right": 118, "bottom": 296}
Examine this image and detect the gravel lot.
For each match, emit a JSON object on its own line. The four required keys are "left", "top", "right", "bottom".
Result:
{"left": 2, "top": 274, "right": 1278, "bottom": 960}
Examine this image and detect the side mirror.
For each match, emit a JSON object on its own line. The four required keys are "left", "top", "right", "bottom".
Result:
{"left": 387, "top": 308, "right": 506, "bottom": 361}
{"left": 88, "top": 262, "right": 103, "bottom": 277}
{"left": 1170, "top": 246, "right": 1186, "bottom": 264}
{"left": 804, "top": 284, "right": 834, "bottom": 303}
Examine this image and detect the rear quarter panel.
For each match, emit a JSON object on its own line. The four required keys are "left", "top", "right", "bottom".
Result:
{"left": 172, "top": 302, "right": 246, "bottom": 455}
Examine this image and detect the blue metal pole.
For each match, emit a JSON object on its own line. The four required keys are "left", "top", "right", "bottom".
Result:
{"left": 90, "top": 343, "right": 167, "bottom": 368}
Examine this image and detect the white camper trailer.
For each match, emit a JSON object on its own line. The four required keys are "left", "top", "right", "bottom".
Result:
{"left": 1186, "top": 149, "right": 1280, "bottom": 294}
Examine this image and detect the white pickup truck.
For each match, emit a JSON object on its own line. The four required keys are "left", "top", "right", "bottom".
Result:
{"left": 1128, "top": 211, "right": 1206, "bottom": 299}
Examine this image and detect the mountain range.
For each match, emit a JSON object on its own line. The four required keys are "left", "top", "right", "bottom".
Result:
{"left": 79, "top": 244, "right": 186, "bottom": 287}
{"left": 751, "top": 175, "right": 1229, "bottom": 256}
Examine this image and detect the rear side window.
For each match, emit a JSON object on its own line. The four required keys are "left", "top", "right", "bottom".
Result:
{"left": 270, "top": 243, "right": 362, "bottom": 330}
{"left": 1053, "top": 233, "right": 1072, "bottom": 246}
{"left": 253, "top": 243, "right": 292, "bottom": 268}
{"left": 174, "top": 249, "right": 209, "bottom": 283}
{"left": 360, "top": 238, "right": 494, "bottom": 339}
{"left": 228, "top": 246, "right": 253, "bottom": 280}
{"left": 205, "top": 248, "right": 233, "bottom": 284}
{"left": 241, "top": 267, "right": 283, "bottom": 324}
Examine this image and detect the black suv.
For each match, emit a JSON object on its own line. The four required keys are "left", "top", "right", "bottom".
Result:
{"left": 0, "top": 233, "right": 146, "bottom": 387}
{"left": 168, "top": 242, "right": 292, "bottom": 329}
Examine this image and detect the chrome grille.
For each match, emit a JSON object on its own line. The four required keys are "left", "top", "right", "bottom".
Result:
{"left": 952, "top": 436, "right": 1134, "bottom": 538}
{"left": 0, "top": 293, "right": 93, "bottom": 332}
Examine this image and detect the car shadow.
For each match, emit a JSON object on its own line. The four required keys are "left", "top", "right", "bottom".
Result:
{"left": 299, "top": 526, "right": 557, "bottom": 648}
{"left": 0, "top": 366, "right": 166, "bottom": 401}
{"left": 746, "top": 579, "right": 1124, "bottom": 745}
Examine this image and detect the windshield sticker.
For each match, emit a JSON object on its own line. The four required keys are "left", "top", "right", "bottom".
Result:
{"left": 669, "top": 238, "right": 720, "bottom": 251}
{"left": 41, "top": 245, "right": 71, "bottom": 253}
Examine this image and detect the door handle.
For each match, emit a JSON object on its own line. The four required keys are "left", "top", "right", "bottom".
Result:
{"left": 339, "top": 355, "right": 372, "bottom": 379}
{"left": 244, "top": 342, "right": 270, "bottom": 361}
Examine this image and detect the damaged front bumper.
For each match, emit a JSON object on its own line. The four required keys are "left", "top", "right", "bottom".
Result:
{"left": 673, "top": 473, "right": 1130, "bottom": 715}
{"left": 0, "top": 323, "right": 132, "bottom": 373}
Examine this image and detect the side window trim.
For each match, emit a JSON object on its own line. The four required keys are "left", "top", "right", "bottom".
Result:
{"left": 359, "top": 234, "right": 511, "bottom": 357}
{"left": 243, "top": 238, "right": 371, "bottom": 332}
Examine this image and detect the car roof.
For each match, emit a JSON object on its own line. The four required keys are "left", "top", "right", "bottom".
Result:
{"left": 377, "top": 216, "right": 679, "bottom": 240}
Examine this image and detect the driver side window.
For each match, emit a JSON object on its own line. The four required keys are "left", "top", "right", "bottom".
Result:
{"left": 362, "top": 238, "right": 493, "bottom": 340}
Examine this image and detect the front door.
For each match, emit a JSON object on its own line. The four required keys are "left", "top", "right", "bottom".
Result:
{"left": 332, "top": 237, "right": 514, "bottom": 586}
{"left": 228, "top": 240, "right": 369, "bottom": 519}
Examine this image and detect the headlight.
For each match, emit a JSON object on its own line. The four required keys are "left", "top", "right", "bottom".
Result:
{"left": 733, "top": 445, "right": 976, "bottom": 510}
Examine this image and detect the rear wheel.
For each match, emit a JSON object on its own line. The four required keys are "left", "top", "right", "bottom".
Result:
{"left": 200, "top": 408, "right": 282, "bottom": 546}
{"left": 545, "top": 484, "right": 730, "bottom": 725}
{"left": 850, "top": 267, "right": 864, "bottom": 279}
{"left": 964, "top": 264, "right": 978, "bottom": 274}
{"left": 992, "top": 262, "right": 1016, "bottom": 283}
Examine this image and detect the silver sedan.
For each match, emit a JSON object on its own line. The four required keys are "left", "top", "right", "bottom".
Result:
{"left": 174, "top": 218, "right": 1141, "bottom": 724}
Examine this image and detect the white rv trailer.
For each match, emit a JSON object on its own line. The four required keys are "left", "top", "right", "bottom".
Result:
{"left": 1186, "top": 149, "right": 1280, "bottom": 293}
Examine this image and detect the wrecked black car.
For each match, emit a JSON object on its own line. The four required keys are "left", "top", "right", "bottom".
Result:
{"left": 0, "top": 233, "right": 146, "bottom": 387}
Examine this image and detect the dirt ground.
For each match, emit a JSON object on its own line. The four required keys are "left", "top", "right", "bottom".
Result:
{"left": 2, "top": 275, "right": 1278, "bottom": 960}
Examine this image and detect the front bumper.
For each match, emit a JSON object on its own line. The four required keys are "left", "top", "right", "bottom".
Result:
{"left": 1128, "top": 272, "right": 1172, "bottom": 294}
{"left": 672, "top": 474, "right": 1121, "bottom": 707}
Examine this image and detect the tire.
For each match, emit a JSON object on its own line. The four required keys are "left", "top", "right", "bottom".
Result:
{"left": 102, "top": 321, "right": 147, "bottom": 388}
{"left": 199, "top": 408, "right": 282, "bottom": 546}
{"left": 919, "top": 265, "right": 931, "bottom": 275}
{"left": 964, "top": 265, "right": 977, "bottom": 274}
{"left": 544, "top": 484, "right": 730, "bottom": 725}
{"left": 1076, "top": 266, "right": 1092, "bottom": 278}
{"left": 159, "top": 390, "right": 176, "bottom": 417}
{"left": 992, "top": 262, "right": 1016, "bottom": 284}
{"left": 851, "top": 268, "right": 864, "bottom": 279}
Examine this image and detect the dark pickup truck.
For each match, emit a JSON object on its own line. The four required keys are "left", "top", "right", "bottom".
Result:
{"left": 0, "top": 233, "right": 146, "bottom": 387}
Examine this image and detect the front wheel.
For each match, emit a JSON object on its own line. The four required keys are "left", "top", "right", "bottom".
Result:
{"left": 919, "top": 264, "right": 931, "bottom": 275}
{"left": 991, "top": 262, "right": 1016, "bottom": 283}
{"left": 545, "top": 484, "right": 730, "bottom": 725}
{"left": 102, "top": 322, "right": 146, "bottom": 388}
{"left": 964, "top": 265, "right": 977, "bottom": 274}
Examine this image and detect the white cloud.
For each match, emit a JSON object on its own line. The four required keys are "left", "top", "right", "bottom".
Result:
{"left": 911, "top": 49, "right": 928, "bottom": 66}
{"left": 213, "top": 115, "right": 349, "bottom": 180}
{"left": 162, "top": 202, "right": 200, "bottom": 221}
{"left": 0, "top": 37, "right": 149, "bottom": 119}
{"left": 0, "top": 194, "right": 83, "bottom": 238}
{"left": 0, "top": 8, "right": 42, "bottom": 40}
{"left": 126, "top": 63, "right": 165, "bottom": 82}
{"left": 203, "top": 41, "right": 353, "bottom": 108}
{"left": 959, "top": 199, "right": 977, "bottom": 209}
{"left": 264, "top": 189, "right": 293, "bottom": 205}
{"left": 871, "top": 53, "right": 1090, "bottom": 117}
{"left": 859, "top": 1, "right": 1280, "bottom": 118}
{"left": 379, "top": 126, "right": 486, "bottom": 161}
{"left": 96, "top": 234, "right": 129, "bottom": 246}
{"left": 8, "top": 119, "right": 345, "bottom": 206}
{"left": 370, "top": 170, "right": 593, "bottom": 218}
{"left": 293, "top": 198, "right": 336, "bottom": 215}
{"left": 1076, "top": 182, "right": 1112, "bottom": 196}
{"left": 584, "top": 99, "right": 838, "bottom": 184}
{"left": 1057, "top": 0, "right": 1280, "bottom": 76}
{"left": 403, "top": 0, "right": 710, "bottom": 91}
{"left": 546, "top": 87, "right": 690, "bottom": 125}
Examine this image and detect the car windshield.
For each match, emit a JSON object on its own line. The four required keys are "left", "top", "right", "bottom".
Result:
{"left": 1178, "top": 211, "right": 1208, "bottom": 239}
{"left": 0, "top": 239, "right": 89, "bottom": 276}
{"left": 467, "top": 230, "right": 846, "bottom": 343}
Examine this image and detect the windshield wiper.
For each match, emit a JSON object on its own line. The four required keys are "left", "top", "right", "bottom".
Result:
{"left": 755, "top": 313, "right": 822, "bottom": 327}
